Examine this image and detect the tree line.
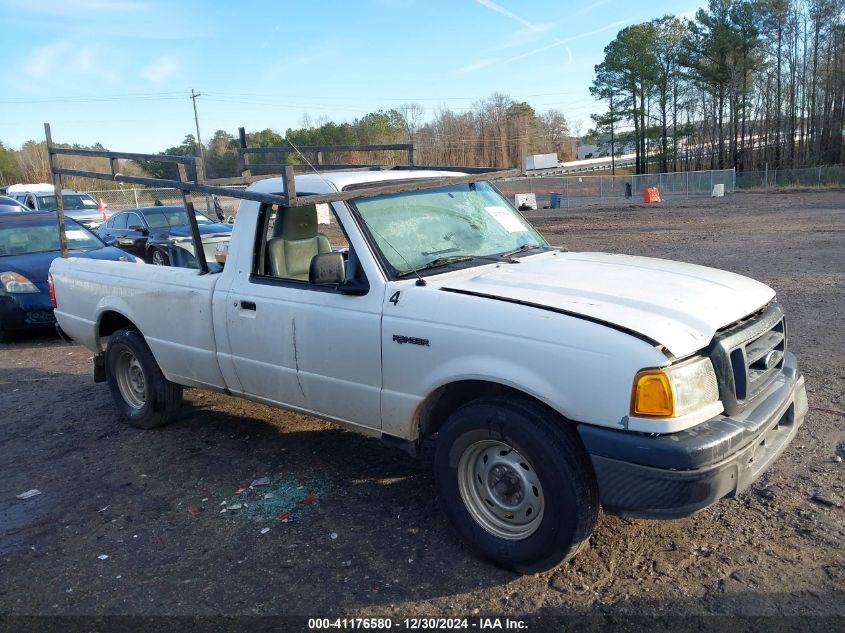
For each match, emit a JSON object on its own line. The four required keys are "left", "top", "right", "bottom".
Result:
{"left": 0, "top": 93, "right": 573, "bottom": 189}
{"left": 588, "top": 0, "right": 845, "bottom": 174}
{"left": 141, "top": 95, "right": 574, "bottom": 179}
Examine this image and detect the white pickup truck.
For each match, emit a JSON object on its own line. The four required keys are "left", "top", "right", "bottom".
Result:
{"left": 50, "top": 168, "right": 808, "bottom": 573}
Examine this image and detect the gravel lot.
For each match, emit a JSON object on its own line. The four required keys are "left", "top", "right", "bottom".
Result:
{"left": 1, "top": 190, "right": 843, "bottom": 620}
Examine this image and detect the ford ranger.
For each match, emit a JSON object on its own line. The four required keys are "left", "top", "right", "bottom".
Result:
{"left": 50, "top": 168, "right": 808, "bottom": 573}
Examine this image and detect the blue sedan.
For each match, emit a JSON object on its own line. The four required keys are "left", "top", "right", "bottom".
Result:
{"left": 0, "top": 213, "right": 143, "bottom": 342}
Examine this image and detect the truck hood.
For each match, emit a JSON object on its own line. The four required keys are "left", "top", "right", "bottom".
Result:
{"left": 440, "top": 251, "right": 775, "bottom": 358}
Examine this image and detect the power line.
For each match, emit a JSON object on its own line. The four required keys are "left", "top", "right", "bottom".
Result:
{"left": 201, "top": 90, "right": 587, "bottom": 102}
{"left": 0, "top": 92, "right": 189, "bottom": 104}
{"left": 0, "top": 90, "right": 592, "bottom": 107}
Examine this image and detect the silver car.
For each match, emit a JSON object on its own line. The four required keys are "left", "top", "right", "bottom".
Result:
{"left": 10, "top": 189, "right": 105, "bottom": 230}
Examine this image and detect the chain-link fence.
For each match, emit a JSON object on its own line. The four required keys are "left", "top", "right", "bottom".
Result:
{"left": 736, "top": 164, "right": 845, "bottom": 189}
{"left": 87, "top": 170, "right": 738, "bottom": 215}
{"left": 87, "top": 186, "right": 247, "bottom": 218}
{"left": 85, "top": 165, "right": 842, "bottom": 217}
{"left": 497, "top": 168, "right": 737, "bottom": 208}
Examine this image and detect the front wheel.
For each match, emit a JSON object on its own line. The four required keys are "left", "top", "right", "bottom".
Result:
{"left": 434, "top": 397, "right": 598, "bottom": 573}
{"left": 150, "top": 248, "right": 170, "bottom": 266}
{"left": 105, "top": 327, "right": 183, "bottom": 429}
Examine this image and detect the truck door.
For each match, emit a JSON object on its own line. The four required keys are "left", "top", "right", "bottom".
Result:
{"left": 223, "top": 202, "right": 384, "bottom": 432}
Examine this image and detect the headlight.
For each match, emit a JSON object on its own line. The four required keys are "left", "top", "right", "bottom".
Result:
{"left": 631, "top": 356, "right": 720, "bottom": 418}
{"left": 0, "top": 271, "right": 39, "bottom": 293}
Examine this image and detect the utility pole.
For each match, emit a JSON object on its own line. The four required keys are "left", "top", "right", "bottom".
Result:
{"left": 610, "top": 89, "right": 616, "bottom": 176}
{"left": 190, "top": 89, "right": 212, "bottom": 215}
{"left": 191, "top": 88, "right": 205, "bottom": 165}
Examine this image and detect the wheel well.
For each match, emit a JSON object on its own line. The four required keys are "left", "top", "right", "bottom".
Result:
{"left": 417, "top": 380, "right": 565, "bottom": 440}
{"left": 98, "top": 310, "right": 136, "bottom": 342}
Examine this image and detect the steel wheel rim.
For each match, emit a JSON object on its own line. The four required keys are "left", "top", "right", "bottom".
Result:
{"left": 115, "top": 349, "right": 146, "bottom": 410}
{"left": 457, "top": 439, "right": 544, "bottom": 540}
{"left": 152, "top": 250, "right": 166, "bottom": 265}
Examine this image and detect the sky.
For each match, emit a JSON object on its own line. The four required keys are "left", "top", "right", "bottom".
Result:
{"left": 0, "top": 0, "right": 704, "bottom": 153}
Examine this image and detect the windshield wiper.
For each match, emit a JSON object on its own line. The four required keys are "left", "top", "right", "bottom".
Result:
{"left": 396, "top": 251, "right": 526, "bottom": 278}
{"left": 397, "top": 255, "right": 475, "bottom": 277}
{"left": 499, "top": 243, "right": 545, "bottom": 259}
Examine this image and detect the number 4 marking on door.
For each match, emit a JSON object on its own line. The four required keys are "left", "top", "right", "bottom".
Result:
{"left": 389, "top": 291, "right": 400, "bottom": 306}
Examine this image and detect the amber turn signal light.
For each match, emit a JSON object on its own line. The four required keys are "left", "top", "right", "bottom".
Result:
{"left": 631, "top": 369, "right": 675, "bottom": 417}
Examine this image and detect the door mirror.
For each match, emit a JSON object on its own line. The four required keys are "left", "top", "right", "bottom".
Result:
{"left": 128, "top": 225, "right": 148, "bottom": 235}
{"left": 309, "top": 252, "right": 345, "bottom": 286}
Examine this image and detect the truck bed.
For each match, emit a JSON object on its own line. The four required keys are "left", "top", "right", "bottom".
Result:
{"left": 51, "top": 257, "right": 227, "bottom": 389}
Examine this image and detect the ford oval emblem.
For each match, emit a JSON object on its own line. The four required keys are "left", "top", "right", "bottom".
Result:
{"left": 762, "top": 350, "right": 777, "bottom": 370}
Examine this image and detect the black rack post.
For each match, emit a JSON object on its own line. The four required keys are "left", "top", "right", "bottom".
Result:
{"left": 237, "top": 127, "right": 251, "bottom": 179}
{"left": 176, "top": 163, "right": 210, "bottom": 275}
{"left": 283, "top": 166, "right": 296, "bottom": 203}
{"left": 44, "top": 123, "right": 68, "bottom": 258}
{"left": 194, "top": 141, "right": 213, "bottom": 219}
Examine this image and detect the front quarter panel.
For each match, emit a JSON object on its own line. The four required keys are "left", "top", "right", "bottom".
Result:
{"left": 380, "top": 278, "right": 669, "bottom": 439}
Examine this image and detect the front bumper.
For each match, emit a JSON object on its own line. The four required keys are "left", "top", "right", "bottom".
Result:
{"left": 0, "top": 292, "right": 55, "bottom": 334}
{"left": 577, "top": 352, "right": 807, "bottom": 519}
{"left": 69, "top": 215, "right": 106, "bottom": 231}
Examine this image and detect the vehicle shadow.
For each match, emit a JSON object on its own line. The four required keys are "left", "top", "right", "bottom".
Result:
{"left": 0, "top": 328, "right": 60, "bottom": 350}
{"left": 1, "top": 364, "right": 840, "bottom": 617}
{"left": 0, "top": 366, "right": 518, "bottom": 614}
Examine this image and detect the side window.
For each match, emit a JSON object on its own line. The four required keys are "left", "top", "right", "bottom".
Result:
{"left": 111, "top": 213, "right": 128, "bottom": 229}
{"left": 260, "top": 204, "right": 348, "bottom": 245}
{"left": 254, "top": 202, "right": 357, "bottom": 286}
{"left": 125, "top": 213, "right": 142, "bottom": 229}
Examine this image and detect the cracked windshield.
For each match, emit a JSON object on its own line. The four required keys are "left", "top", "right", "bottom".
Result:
{"left": 352, "top": 182, "right": 546, "bottom": 274}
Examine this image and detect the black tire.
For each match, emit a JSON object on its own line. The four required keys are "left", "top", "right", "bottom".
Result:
{"left": 149, "top": 247, "right": 170, "bottom": 266}
{"left": 434, "top": 396, "right": 598, "bottom": 573}
{"left": 0, "top": 323, "right": 10, "bottom": 343}
{"left": 105, "top": 327, "right": 183, "bottom": 429}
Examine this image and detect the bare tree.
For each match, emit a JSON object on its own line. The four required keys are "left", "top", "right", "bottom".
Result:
{"left": 397, "top": 103, "right": 425, "bottom": 143}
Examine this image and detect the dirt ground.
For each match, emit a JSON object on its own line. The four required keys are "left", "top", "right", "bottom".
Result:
{"left": 1, "top": 190, "right": 843, "bottom": 621}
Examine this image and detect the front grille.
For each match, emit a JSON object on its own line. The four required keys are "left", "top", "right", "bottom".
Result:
{"left": 709, "top": 303, "right": 786, "bottom": 416}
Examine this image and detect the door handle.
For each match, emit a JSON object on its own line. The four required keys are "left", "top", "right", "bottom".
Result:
{"left": 240, "top": 300, "right": 257, "bottom": 311}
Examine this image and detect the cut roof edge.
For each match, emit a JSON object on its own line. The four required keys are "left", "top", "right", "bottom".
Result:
{"left": 247, "top": 169, "right": 469, "bottom": 197}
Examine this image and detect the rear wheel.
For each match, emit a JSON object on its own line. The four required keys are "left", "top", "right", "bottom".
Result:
{"left": 434, "top": 396, "right": 598, "bottom": 573}
{"left": 105, "top": 327, "right": 182, "bottom": 429}
{"left": 150, "top": 248, "right": 170, "bottom": 266}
